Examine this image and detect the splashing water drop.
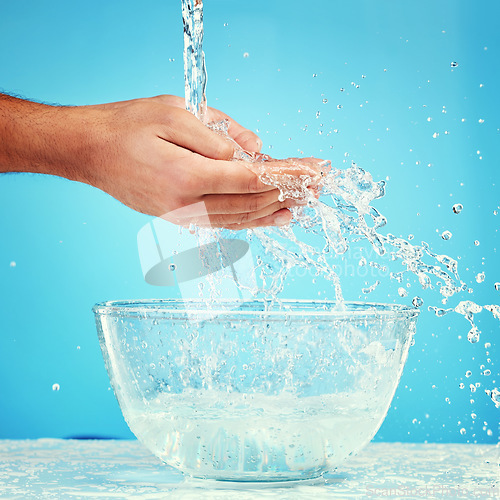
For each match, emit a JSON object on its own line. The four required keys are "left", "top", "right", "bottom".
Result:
{"left": 398, "top": 287, "right": 408, "bottom": 297}
{"left": 459, "top": 428, "right": 466, "bottom": 435}
{"left": 243, "top": 52, "right": 249, "bottom": 58}
{"left": 312, "top": 73, "right": 317, "bottom": 78}
{"left": 475, "top": 272, "right": 485, "bottom": 283}
{"left": 322, "top": 98, "right": 328, "bottom": 104}
{"left": 474, "top": 240, "right": 480, "bottom": 246}
{"left": 467, "top": 326, "right": 480, "bottom": 344}
{"left": 465, "top": 371, "right": 472, "bottom": 378}
{"left": 450, "top": 61, "right": 459, "bottom": 68}
{"left": 169, "top": 263, "right": 177, "bottom": 271}
{"left": 494, "top": 282, "right": 500, "bottom": 291}
{"left": 52, "top": 383, "right": 60, "bottom": 391}
{"left": 452, "top": 203, "right": 463, "bottom": 214}
{"left": 412, "top": 296, "right": 424, "bottom": 307}
{"left": 337, "top": 104, "right": 343, "bottom": 109}
{"left": 441, "top": 230, "right": 452, "bottom": 240}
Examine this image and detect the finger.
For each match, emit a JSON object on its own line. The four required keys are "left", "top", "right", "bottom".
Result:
{"left": 206, "top": 107, "right": 262, "bottom": 153}
{"left": 194, "top": 157, "right": 278, "bottom": 194}
{"left": 249, "top": 157, "right": 328, "bottom": 189}
{"left": 201, "top": 189, "right": 282, "bottom": 215}
{"left": 222, "top": 208, "right": 292, "bottom": 230}
{"left": 159, "top": 105, "right": 235, "bottom": 160}
{"left": 201, "top": 198, "right": 303, "bottom": 226}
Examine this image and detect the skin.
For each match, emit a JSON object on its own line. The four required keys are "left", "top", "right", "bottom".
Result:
{"left": 0, "top": 93, "right": 326, "bottom": 229}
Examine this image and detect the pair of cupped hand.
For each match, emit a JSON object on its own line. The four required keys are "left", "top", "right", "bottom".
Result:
{"left": 83, "top": 95, "right": 328, "bottom": 229}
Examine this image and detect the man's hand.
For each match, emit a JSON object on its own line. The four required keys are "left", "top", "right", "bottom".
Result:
{"left": 0, "top": 94, "right": 326, "bottom": 229}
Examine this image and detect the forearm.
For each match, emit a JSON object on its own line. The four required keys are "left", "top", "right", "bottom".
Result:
{"left": 0, "top": 94, "right": 96, "bottom": 183}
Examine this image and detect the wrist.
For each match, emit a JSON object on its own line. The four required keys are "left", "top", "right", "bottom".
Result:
{"left": 0, "top": 95, "right": 100, "bottom": 184}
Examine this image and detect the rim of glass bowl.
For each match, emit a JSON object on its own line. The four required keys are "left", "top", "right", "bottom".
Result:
{"left": 93, "top": 299, "right": 420, "bottom": 320}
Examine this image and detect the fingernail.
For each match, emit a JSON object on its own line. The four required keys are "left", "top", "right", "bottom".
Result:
{"left": 274, "top": 213, "right": 290, "bottom": 226}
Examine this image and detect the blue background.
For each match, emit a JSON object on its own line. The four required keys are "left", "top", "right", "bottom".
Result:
{"left": 0, "top": 0, "right": 498, "bottom": 443}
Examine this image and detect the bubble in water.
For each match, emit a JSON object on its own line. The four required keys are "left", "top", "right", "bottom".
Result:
{"left": 452, "top": 203, "right": 463, "bottom": 214}
{"left": 441, "top": 230, "right": 452, "bottom": 240}
{"left": 169, "top": 263, "right": 177, "bottom": 271}
{"left": 495, "top": 283, "right": 500, "bottom": 291}
{"left": 322, "top": 98, "right": 328, "bottom": 104}
{"left": 412, "top": 296, "right": 424, "bottom": 307}
{"left": 398, "top": 287, "right": 408, "bottom": 297}
{"left": 243, "top": 52, "right": 249, "bottom": 58}
{"left": 475, "top": 272, "right": 485, "bottom": 283}
{"left": 52, "top": 383, "right": 60, "bottom": 391}
{"left": 450, "top": 61, "right": 459, "bottom": 68}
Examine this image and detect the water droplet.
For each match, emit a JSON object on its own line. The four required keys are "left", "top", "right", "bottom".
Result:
{"left": 465, "top": 370, "right": 472, "bottom": 378}
{"left": 441, "top": 230, "right": 452, "bottom": 240}
{"left": 471, "top": 412, "right": 477, "bottom": 419}
{"left": 459, "top": 428, "right": 466, "bottom": 435}
{"left": 470, "top": 383, "right": 477, "bottom": 393}
{"left": 359, "top": 257, "right": 367, "bottom": 266}
{"left": 412, "top": 296, "right": 424, "bottom": 307}
{"left": 322, "top": 98, "right": 328, "bottom": 104}
{"left": 169, "top": 58, "right": 175, "bottom": 62}
{"left": 474, "top": 240, "right": 480, "bottom": 246}
{"left": 316, "top": 111, "right": 321, "bottom": 118}
{"left": 52, "top": 383, "right": 60, "bottom": 391}
{"left": 494, "top": 283, "right": 500, "bottom": 291}
{"left": 337, "top": 104, "right": 343, "bottom": 109}
{"left": 412, "top": 418, "right": 418, "bottom": 424}
{"left": 408, "top": 234, "right": 414, "bottom": 241}
{"left": 223, "top": 23, "right": 228, "bottom": 27}
{"left": 432, "top": 132, "right": 439, "bottom": 138}
{"left": 467, "top": 327, "right": 480, "bottom": 344}
{"left": 450, "top": 61, "right": 458, "bottom": 68}
{"left": 483, "top": 369, "right": 491, "bottom": 376}
{"left": 475, "top": 272, "right": 485, "bottom": 283}
{"left": 169, "top": 263, "right": 177, "bottom": 271}
{"left": 427, "top": 117, "right": 432, "bottom": 122}
{"left": 9, "top": 261, "right": 16, "bottom": 267}
{"left": 452, "top": 203, "right": 463, "bottom": 214}
{"left": 339, "top": 87, "right": 344, "bottom": 92}
{"left": 459, "top": 383, "right": 465, "bottom": 389}
{"left": 478, "top": 118, "right": 484, "bottom": 124}
{"left": 312, "top": 73, "right": 317, "bottom": 78}
{"left": 398, "top": 287, "right": 408, "bottom": 297}
{"left": 243, "top": 52, "right": 249, "bottom": 58}
{"left": 141, "top": 341, "right": 148, "bottom": 349}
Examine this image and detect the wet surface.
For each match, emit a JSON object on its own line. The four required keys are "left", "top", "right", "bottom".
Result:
{"left": 0, "top": 439, "right": 497, "bottom": 499}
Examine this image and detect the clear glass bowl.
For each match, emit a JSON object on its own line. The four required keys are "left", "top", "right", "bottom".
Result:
{"left": 93, "top": 299, "right": 418, "bottom": 483}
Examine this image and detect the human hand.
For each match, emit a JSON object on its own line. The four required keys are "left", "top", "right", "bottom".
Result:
{"left": 0, "top": 94, "right": 328, "bottom": 229}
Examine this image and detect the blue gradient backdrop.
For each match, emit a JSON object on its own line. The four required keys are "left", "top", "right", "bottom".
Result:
{"left": 0, "top": 0, "right": 498, "bottom": 443}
